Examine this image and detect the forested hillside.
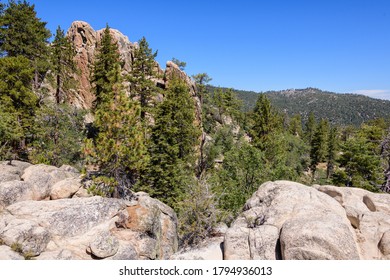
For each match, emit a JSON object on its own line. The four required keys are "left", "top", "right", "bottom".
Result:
{"left": 208, "top": 86, "right": 390, "bottom": 126}
{"left": 1, "top": 0, "right": 390, "bottom": 250}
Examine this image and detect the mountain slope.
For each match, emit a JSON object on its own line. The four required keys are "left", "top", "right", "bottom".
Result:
{"left": 208, "top": 86, "right": 390, "bottom": 126}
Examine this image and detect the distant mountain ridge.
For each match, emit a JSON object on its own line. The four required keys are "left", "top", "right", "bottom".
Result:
{"left": 208, "top": 86, "right": 390, "bottom": 126}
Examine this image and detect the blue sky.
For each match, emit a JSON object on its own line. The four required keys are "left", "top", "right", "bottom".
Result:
{"left": 13, "top": 0, "right": 390, "bottom": 99}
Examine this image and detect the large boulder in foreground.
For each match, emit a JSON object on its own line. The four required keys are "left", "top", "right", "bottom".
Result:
{"left": 0, "top": 162, "right": 178, "bottom": 260}
{"left": 0, "top": 193, "right": 178, "bottom": 260}
{"left": 224, "top": 181, "right": 390, "bottom": 260}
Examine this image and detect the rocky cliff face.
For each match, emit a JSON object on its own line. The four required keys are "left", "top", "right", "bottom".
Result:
{"left": 64, "top": 21, "right": 198, "bottom": 115}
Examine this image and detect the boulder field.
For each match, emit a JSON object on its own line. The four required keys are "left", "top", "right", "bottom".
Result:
{"left": 1, "top": 161, "right": 390, "bottom": 260}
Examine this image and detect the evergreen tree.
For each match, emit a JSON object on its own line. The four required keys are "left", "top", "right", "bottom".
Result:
{"left": 0, "top": 0, "right": 51, "bottom": 89}
{"left": 310, "top": 118, "right": 329, "bottom": 178}
{"left": 250, "top": 94, "right": 281, "bottom": 149}
{"left": 192, "top": 72, "right": 212, "bottom": 106}
{"left": 263, "top": 131, "right": 310, "bottom": 181}
{"left": 85, "top": 25, "right": 147, "bottom": 198}
{"left": 30, "top": 103, "right": 85, "bottom": 167}
{"left": 139, "top": 78, "right": 201, "bottom": 207}
{"left": 213, "top": 88, "right": 242, "bottom": 124}
{"left": 0, "top": 104, "right": 23, "bottom": 160}
{"left": 326, "top": 126, "right": 338, "bottom": 179}
{"left": 288, "top": 114, "right": 303, "bottom": 137}
{"left": 192, "top": 72, "right": 211, "bottom": 176}
{"left": 91, "top": 24, "right": 120, "bottom": 110}
{"left": 336, "top": 135, "right": 382, "bottom": 192}
{"left": 212, "top": 141, "right": 267, "bottom": 219}
{"left": 0, "top": 55, "right": 36, "bottom": 158}
{"left": 128, "top": 36, "right": 159, "bottom": 120}
{"left": 171, "top": 57, "right": 186, "bottom": 70}
{"left": 50, "top": 26, "right": 78, "bottom": 104}
{"left": 304, "top": 111, "right": 316, "bottom": 144}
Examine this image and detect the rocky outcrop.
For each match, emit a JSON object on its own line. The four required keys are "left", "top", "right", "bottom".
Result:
{"left": 5, "top": 160, "right": 388, "bottom": 260}
{"left": 64, "top": 21, "right": 199, "bottom": 114}
{"left": 224, "top": 181, "right": 390, "bottom": 260}
{"left": 0, "top": 161, "right": 178, "bottom": 260}
{"left": 313, "top": 184, "right": 390, "bottom": 259}
{"left": 0, "top": 162, "right": 81, "bottom": 207}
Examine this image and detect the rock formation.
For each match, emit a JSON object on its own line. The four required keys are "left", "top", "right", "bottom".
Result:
{"left": 173, "top": 181, "right": 390, "bottom": 260}
{"left": 0, "top": 161, "right": 178, "bottom": 260}
{"left": 3, "top": 160, "right": 389, "bottom": 260}
{"left": 63, "top": 21, "right": 199, "bottom": 115}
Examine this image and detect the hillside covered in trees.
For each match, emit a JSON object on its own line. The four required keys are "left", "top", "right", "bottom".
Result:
{"left": 209, "top": 86, "right": 390, "bottom": 126}
{"left": 1, "top": 0, "right": 390, "bottom": 249}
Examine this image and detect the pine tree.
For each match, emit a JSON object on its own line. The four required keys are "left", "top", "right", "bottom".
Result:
{"left": 128, "top": 36, "right": 159, "bottom": 120}
{"left": 171, "top": 57, "right": 186, "bottom": 70}
{"left": 30, "top": 103, "right": 85, "bottom": 167}
{"left": 326, "top": 126, "right": 338, "bottom": 179}
{"left": 0, "top": 0, "right": 51, "bottom": 89}
{"left": 250, "top": 94, "right": 281, "bottom": 149}
{"left": 310, "top": 118, "right": 329, "bottom": 178}
{"left": 213, "top": 88, "right": 242, "bottom": 124}
{"left": 337, "top": 134, "right": 382, "bottom": 192}
{"left": 192, "top": 73, "right": 212, "bottom": 106}
{"left": 91, "top": 24, "right": 120, "bottom": 110}
{"left": 139, "top": 78, "right": 201, "bottom": 207}
{"left": 192, "top": 72, "right": 211, "bottom": 176}
{"left": 85, "top": 25, "right": 147, "bottom": 198}
{"left": 0, "top": 55, "right": 36, "bottom": 158}
{"left": 304, "top": 111, "right": 316, "bottom": 144}
{"left": 0, "top": 104, "right": 23, "bottom": 160}
{"left": 50, "top": 26, "right": 78, "bottom": 104}
{"left": 289, "top": 114, "right": 303, "bottom": 137}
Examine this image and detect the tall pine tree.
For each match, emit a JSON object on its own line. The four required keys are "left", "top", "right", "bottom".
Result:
{"left": 250, "top": 94, "right": 281, "bottom": 149}
{"left": 326, "top": 126, "right": 338, "bottom": 179}
{"left": 50, "top": 26, "right": 78, "bottom": 104}
{"left": 85, "top": 25, "right": 147, "bottom": 198}
{"left": 128, "top": 36, "right": 159, "bottom": 120}
{"left": 138, "top": 77, "right": 201, "bottom": 207}
{"left": 0, "top": 55, "right": 36, "bottom": 159}
{"left": 0, "top": 0, "right": 51, "bottom": 89}
{"left": 310, "top": 118, "right": 329, "bottom": 179}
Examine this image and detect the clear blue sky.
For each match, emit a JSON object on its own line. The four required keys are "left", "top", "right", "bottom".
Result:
{"left": 13, "top": 0, "right": 390, "bottom": 99}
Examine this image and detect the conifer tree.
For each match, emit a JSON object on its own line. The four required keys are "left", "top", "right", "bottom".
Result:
{"left": 192, "top": 73, "right": 212, "bottom": 106}
{"left": 30, "top": 103, "right": 85, "bottom": 167}
{"left": 310, "top": 118, "right": 329, "bottom": 178}
{"left": 289, "top": 114, "right": 303, "bottom": 137}
{"left": 0, "top": 0, "right": 51, "bottom": 89}
{"left": 92, "top": 25, "right": 120, "bottom": 110}
{"left": 213, "top": 88, "right": 242, "bottom": 124}
{"left": 192, "top": 72, "right": 211, "bottom": 176}
{"left": 139, "top": 78, "right": 201, "bottom": 207}
{"left": 304, "top": 111, "right": 316, "bottom": 144}
{"left": 250, "top": 94, "right": 281, "bottom": 149}
{"left": 128, "top": 36, "right": 159, "bottom": 120}
{"left": 0, "top": 55, "right": 36, "bottom": 158}
{"left": 337, "top": 134, "right": 382, "bottom": 191}
{"left": 85, "top": 25, "right": 147, "bottom": 198}
{"left": 50, "top": 26, "right": 78, "bottom": 104}
{"left": 326, "top": 126, "right": 338, "bottom": 179}
{"left": 171, "top": 57, "right": 186, "bottom": 70}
